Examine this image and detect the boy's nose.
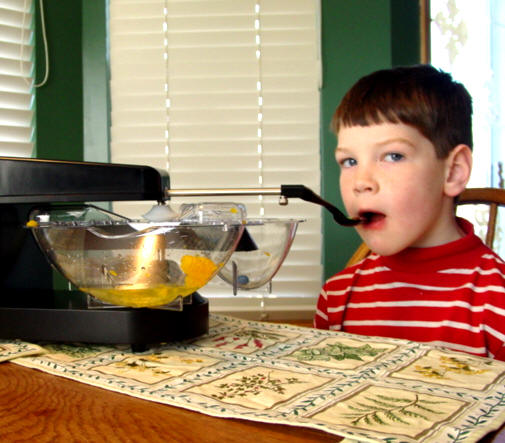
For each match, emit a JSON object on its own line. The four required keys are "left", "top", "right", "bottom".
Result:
{"left": 353, "top": 169, "right": 378, "bottom": 194}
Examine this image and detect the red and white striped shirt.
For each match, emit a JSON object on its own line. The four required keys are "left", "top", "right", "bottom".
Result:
{"left": 314, "top": 218, "right": 505, "bottom": 360}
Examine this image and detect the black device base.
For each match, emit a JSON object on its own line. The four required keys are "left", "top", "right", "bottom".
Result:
{"left": 0, "top": 290, "right": 209, "bottom": 352}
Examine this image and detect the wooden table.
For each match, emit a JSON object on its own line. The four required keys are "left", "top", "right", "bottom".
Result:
{"left": 0, "top": 362, "right": 337, "bottom": 442}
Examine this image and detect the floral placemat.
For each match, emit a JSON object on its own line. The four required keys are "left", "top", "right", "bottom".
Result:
{"left": 0, "top": 340, "right": 45, "bottom": 362}
{"left": 8, "top": 314, "right": 505, "bottom": 442}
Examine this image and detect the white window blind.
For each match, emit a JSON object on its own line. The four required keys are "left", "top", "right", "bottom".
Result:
{"left": 0, "top": 0, "right": 34, "bottom": 157}
{"left": 109, "top": 0, "right": 321, "bottom": 319}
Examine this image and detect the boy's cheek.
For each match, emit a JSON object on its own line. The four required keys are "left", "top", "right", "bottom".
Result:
{"left": 339, "top": 176, "right": 353, "bottom": 198}
{"left": 339, "top": 185, "right": 354, "bottom": 215}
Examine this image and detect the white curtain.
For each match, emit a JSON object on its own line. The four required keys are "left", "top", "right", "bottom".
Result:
{"left": 431, "top": 0, "right": 505, "bottom": 256}
{"left": 0, "top": 0, "right": 34, "bottom": 157}
{"left": 108, "top": 0, "right": 322, "bottom": 318}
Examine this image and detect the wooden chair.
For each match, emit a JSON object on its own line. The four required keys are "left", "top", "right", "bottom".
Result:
{"left": 345, "top": 187, "right": 505, "bottom": 268}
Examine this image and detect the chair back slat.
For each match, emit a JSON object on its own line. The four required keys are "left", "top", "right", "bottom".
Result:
{"left": 486, "top": 203, "right": 498, "bottom": 248}
{"left": 458, "top": 188, "right": 505, "bottom": 250}
{"left": 458, "top": 188, "right": 505, "bottom": 206}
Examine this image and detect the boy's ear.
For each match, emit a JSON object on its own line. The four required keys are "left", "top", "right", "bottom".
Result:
{"left": 444, "top": 144, "right": 473, "bottom": 197}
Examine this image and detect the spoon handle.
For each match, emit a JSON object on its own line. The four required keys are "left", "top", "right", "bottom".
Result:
{"left": 280, "top": 185, "right": 360, "bottom": 226}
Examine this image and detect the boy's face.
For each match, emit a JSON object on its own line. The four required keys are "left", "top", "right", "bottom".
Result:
{"left": 336, "top": 122, "right": 462, "bottom": 256}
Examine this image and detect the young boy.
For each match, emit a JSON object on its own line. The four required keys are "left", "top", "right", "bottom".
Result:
{"left": 314, "top": 65, "right": 505, "bottom": 361}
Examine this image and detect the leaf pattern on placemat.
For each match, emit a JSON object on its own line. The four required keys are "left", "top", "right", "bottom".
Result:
{"left": 212, "top": 371, "right": 305, "bottom": 400}
{"left": 292, "top": 342, "right": 388, "bottom": 362}
{"left": 186, "top": 366, "right": 332, "bottom": 410}
{"left": 390, "top": 349, "right": 503, "bottom": 391}
{"left": 195, "top": 327, "right": 300, "bottom": 354}
{"left": 311, "top": 385, "right": 467, "bottom": 440}
{"left": 0, "top": 340, "right": 45, "bottom": 362}
{"left": 286, "top": 337, "right": 396, "bottom": 370}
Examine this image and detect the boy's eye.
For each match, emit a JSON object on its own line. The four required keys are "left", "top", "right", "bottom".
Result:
{"left": 384, "top": 152, "right": 404, "bottom": 162}
{"left": 339, "top": 157, "right": 357, "bottom": 168}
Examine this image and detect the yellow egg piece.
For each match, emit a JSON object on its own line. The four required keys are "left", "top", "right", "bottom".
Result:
{"left": 180, "top": 255, "right": 218, "bottom": 288}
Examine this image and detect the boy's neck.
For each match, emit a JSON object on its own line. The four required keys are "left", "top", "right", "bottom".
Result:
{"left": 407, "top": 193, "right": 466, "bottom": 249}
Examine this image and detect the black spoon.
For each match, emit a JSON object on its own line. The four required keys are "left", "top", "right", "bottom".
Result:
{"left": 280, "top": 185, "right": 362, "bottom": 226}
{"left": 166, "top": 185, "right": 363, "bottom": 227}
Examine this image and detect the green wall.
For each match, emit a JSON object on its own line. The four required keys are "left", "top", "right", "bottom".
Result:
{"left": 320, "top": 0, "right": 420, "bottom": 279}
{"left": 34, "top": 0, "right": 84, "bottom": 161}
{"left": 34, "top": 0, "right": 420, "bottom": 282}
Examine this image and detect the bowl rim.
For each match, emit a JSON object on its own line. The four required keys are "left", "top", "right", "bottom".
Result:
{"left": 241, "top": 218, "right": 305, "bottom": 225}
{"left": 27, "top": 217, "right": 306, "bottom": 229}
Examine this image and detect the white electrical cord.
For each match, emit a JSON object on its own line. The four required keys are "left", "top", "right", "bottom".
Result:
{"left": 21, "top": 0, "right": 49, "bottom": 87}
{"left": 34, "top": 0, "right": 49, "bottom": 87}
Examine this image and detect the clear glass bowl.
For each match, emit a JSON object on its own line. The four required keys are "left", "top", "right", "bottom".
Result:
{"left": 218, "top": 218, "right": 303, "bottom": 290}
{"left": 28, "top": 206, "right": 244, "bottom": 308}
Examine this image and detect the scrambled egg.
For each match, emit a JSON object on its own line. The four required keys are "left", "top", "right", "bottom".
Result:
{"left": 180, "top": 255, "right": 219, "bottom": 288}
{"left": 82, "top": 255, "right": 220, "bottom": 308}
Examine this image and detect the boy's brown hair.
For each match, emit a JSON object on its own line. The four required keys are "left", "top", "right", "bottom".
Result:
{"left": 331, "top": 64, "right": 473, "bottom": 158}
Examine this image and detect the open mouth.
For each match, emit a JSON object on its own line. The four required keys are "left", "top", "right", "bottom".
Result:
{"left": 359, "top": 211, "right": 385, "bottom": 225}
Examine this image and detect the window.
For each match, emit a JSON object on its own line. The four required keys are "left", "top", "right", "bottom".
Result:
{"left": 108, "top": 0, "right": 322, "bottom": 319}
{"left": 0, "top": 0, "right": 35, "bottom": 157}
{"left": 430, "top": 0, "right": 505, "bottom": 256}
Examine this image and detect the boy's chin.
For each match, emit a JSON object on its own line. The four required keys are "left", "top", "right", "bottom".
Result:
{"left": 370, "top": 248, "right": 404, "bottom": 257}
{"left": 362, "top": 241, "right": 407, "bottom": 257}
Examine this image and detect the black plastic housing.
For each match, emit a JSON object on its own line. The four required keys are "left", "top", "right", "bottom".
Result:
{"left": 0, "top": 157, "right": 208, "bottom": 349}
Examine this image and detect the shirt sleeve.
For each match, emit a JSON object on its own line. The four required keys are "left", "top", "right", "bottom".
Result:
{"left": 313, "top": 286, "right": 329, "bottom": 329}
{"left": 492, "top": 343, "right": 505, "bottom": 361}
{"left": 482, "top": 260, "right": 505, "bottom": 361}
{"left": 485, "top": 296, "right": 505, "bottom": 361}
